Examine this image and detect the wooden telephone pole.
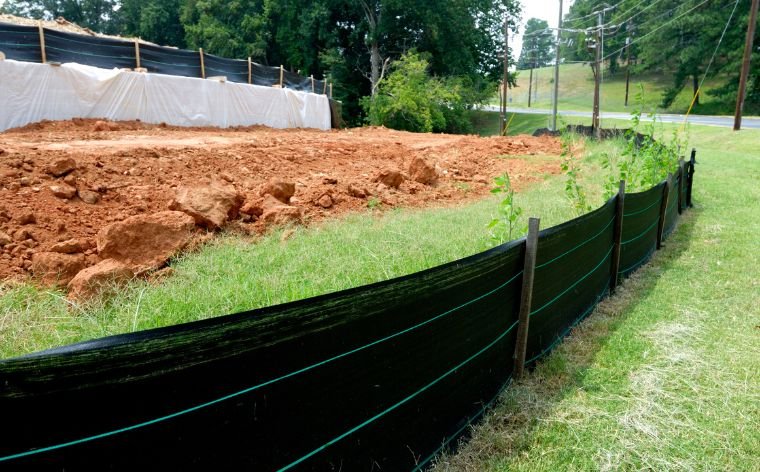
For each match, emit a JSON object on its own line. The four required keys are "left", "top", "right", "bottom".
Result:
{"left": 624, "top": 22, "right": 633, "bottom": 107}
{"left": 734, "top": 0, "right": 759, "bottom": 131}
{"left": 528, "top": 37, "right": 536, "bottom": 108}
{"left": 551, "top": 0, "right": 563, "bottom": 131}
{"left": 591, "top": 12, "right": 602, "bottom": 139}
{"left": 501, "top": 15, "right": 510, "bottom": 135}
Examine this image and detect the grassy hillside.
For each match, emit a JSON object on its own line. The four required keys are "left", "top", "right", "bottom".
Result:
{"left": 500, "top": 63, "right": 744, "bottom": 116}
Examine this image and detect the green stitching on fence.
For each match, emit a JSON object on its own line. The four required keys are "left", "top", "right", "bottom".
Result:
{"left": 277, "top": 320, "right": 521, "bottom": 471}
{"left": 139, "top": 57, "right": 200, "bottom": 69}
{"left": 44, "top": 33, "right": 132, "bottom": 49}
{"left": 525, "top": 282, "right": 609, "bottom": 365}
{"left": 530, "top": 245, "right": 614, "bottom": 317}
{"left": 621, "top": 219, "right": 659, "bottom": 245}
{"left": 535, "top": 217, "right": 615, "bottom": 270}
{"left": 0, "top": 269, "right": 523, "bottom": 463}
{"left": 623, "top": 197, "right": 661, "bottom": 217}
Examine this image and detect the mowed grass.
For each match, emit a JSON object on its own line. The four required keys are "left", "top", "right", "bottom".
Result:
{"left": 470, "top": 110, "right": 550, "bottom": 137}
{"left": 433, "top": 123, "right": 760, "bottom": 470}
{"left": 499, "top": 63, "right": 748, "bottom": 116}
{"left": 1, "top": 150, "right": 600, "bottom": 359}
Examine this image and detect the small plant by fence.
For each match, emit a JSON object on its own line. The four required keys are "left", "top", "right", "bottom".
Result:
{"left": 0, "top": 149, "right": 696, "bottom": 470}
{"left": 0, "top": 21, "right": 332, "bottom": 95}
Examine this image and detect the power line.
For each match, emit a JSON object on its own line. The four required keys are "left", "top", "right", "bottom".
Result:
{"left": 602, "top": 0, "right": 713, "bottom": 61}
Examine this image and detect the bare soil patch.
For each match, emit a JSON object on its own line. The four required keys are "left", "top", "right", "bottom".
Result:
{"left": 0, "top": 120, "right": 561, "bottom": 285}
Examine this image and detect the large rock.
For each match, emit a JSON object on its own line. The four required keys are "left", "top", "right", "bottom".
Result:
{"left": 0, "top": 231, "right": 11, "bottom": 246}
{"left": 260, "top": 179, "right": 296, "bottom": 203}
{"left": 31, "top": 252, "right": 86, "bottom": 286}
{"left": 373, "top": 169, "right": 404, "bottom": 189}
{"left": 50, "top": 183, "right": 77, "bottom": 199}
{"left": 97, "top": 211, "right": 195, "bottom": 273}
{"left": 67, "top": 259, "right": 134, "bottom": 300}
{"left": 169, "top": 182, "right": 243, "bottom": 229}
{"left": 49, "top": 238, "right": 88, "bottom": 254}
{"left": 261, "top": 196, "right": 303, "bottom": 226}
{"left": 409, "top": 157, "right": 438, "bottom": 185}
{"left": 46, "top": 157, "right": 77, "bottom": 177}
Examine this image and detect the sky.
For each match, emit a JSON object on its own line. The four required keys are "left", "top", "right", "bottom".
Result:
{"left": 512, "top": 0, "right": 575, "bottom": 61}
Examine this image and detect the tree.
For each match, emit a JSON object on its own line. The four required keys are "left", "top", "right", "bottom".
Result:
{"left": 1, "top": 0, "right": 121, "bottom": 34}
{"left": 181, "top": 0, "right": 268, "bottom": 59}
{"left": 119, "top": 0, "right": 185, "bottom": 47}
{"left": 517, "top": 18, "right": 553, "bottom": 70}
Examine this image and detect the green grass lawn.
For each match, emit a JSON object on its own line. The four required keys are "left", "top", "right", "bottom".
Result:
{"left": 498, "top": 63, "right": 750, "bottom": 116}
{"left": 434, "top": 123, "right": 760, "bottom": 470}
{"left": 470, "top": 110, "right": 550, "bottom": 136}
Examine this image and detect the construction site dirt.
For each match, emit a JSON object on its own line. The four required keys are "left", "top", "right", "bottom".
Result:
{"left": 0, "top": 119, "right": 561, "bottom": 285}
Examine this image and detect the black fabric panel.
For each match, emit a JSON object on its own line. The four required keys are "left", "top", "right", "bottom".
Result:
{"left": 283, "top": 69, "right": 312, "bottom": 92}
{"left": 619, "top": 182, "right": 665, "bottom": 278}
{"left": 0, "top": 239, "right": 525, "bottom": 470}
{"left": 202, "top": 52, "right": 249, "bottom": 84}
{"left": 251, "top": 62, "right": 279, "bottom": 86}
{"left": 43, "top": 29, "right": 135, "bottom": 70}
{"left": 139, "top": 43, "right": 202, "bottom": 78}
{"left": 526, "top": 196, "right": 617, "bottom": 364}
{"left": 0, "top": 23, "right": 42, "bottom": 63}
{"left": 663, "top": 174, "right": 681, "bottom": 240}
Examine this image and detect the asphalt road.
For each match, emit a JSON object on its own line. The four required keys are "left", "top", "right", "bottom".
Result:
{"left": 482, "top": 106, "right": 760, "bottom": 130}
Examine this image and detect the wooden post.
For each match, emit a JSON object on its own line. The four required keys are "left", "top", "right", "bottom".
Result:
{"left": 677, "top": 158, "right": 686, "bottom": 215}
{"left": 248, "top": 57, "right": 252, "bottom": 85}
{"left": 279, "top": 65, "right": 284, "bottom": 88}
{"left": 610, "top": 180, "right": 625, "bottom": 292}
{"left": 329, "top": 83, "right": 333, "bottom": 98}
{"left": 199, "top": 48, "right": 206, "bottom": 79}
{"left": 734, "top": 0, "right": 759, "bottom": 131}
{"left": 656, "top": 174, "right": 672, "bottom": 250}
{"left": 38, "top": 21, "right": 47, "bottom": 64}
{"left": 134, "top": 39, "right": 141, "bottom": 69}
{"left": 311, "top": 75, "right": 315, "bottom": 93}
{"left": 687, "top": 149, "right": 696, "bottom": 208}
{"left": 513, "top": 217, "right": 540, "bottom": 379}
{"left": 323, "top": 78, "right": 328, "bottom": 95}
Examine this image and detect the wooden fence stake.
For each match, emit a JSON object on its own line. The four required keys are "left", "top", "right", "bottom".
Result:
{"left": 279, "top": 65, "right": 284, "bottom": 88}
{"left": 248, "top": 57, "right": 252, "bottom": 85}
{"left": 38, "top": 21, "right": 46, "bottom": 64}
{"left": 323, "top": 78, "right": 328, "bottom": 95}
{"left": 513, "top": 217, "right": 540, "bottom": 379}
{"left": 610, "top": 180, "right": 625, "bottom": 292}
{"left": 329, "top": 82, "right": 333, "bottom": 98}
{"left": 656, "top": 174, "right": 672, "bottom": 250}
{"left": 687, "top": 149, "right": 696, "bottom": 208}
{"left": 311, "top": 75, "right": 315, "bottom": 93}
{"left": 677, "top": 158, "right": 686, "bottom": 215}
{"left": 199, "top": 48, "right": 206, "bottom": 79}
{"left": 134, "top": 39, "right": 141, "bottom": 69}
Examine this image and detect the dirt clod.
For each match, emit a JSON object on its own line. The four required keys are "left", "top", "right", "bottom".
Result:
{"left": 169, "top": 182, "right": 243, "bottom": 229}
{"left": 50, "top": 183, "right": 77, "bottom": 199}
{"left": 374, "top": 169, "right": 404, "bottom": 189}
{"left": 260, "top": 179, "right": 296, "bottom": 203}
{"left": 31, "top": 251, "right": 86, "bottom": 286}
{"left": 96, "top": 211, "right": 195, "bottom": 274}
{"left": 317, "top": 194, "right": 334, "bottom": 209}
{"left": 46, "top": 157, "right": 77, "bottom": 177}
{"left": 409, "top": 157, "right": 438, "bottom": 186}
{"left": 78, "top": 189, "right": 101, "bottom": 204}
{"left": 67, "top": 259, "right": 134, "bottom": 301}
{"left": 49, "top": 238, "right": 88, "bottom": 254}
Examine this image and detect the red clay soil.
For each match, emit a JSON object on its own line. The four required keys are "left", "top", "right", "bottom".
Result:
{"left": 0, "top": 119, "right": 561, "bottom": 282}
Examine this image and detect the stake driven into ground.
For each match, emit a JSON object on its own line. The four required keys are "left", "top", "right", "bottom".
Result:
{"left": 433, "top": 121, "right": 760, "bottom": 471}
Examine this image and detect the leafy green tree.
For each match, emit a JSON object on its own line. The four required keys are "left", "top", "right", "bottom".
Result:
{"left": 181, "top": 0, "right": 268, "bottom": 59}
{"left": 119, "top": 0, "right": 185, "bottom": 47}
{"left": 1, "top": 0, "right": 121, "bottom": 34}
{"left": 517, "top": 18, "right": 553, "bottom": 70}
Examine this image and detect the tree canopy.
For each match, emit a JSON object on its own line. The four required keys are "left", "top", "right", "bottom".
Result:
{"left": 517, "top": 18, "right": 553, "bottom": 70}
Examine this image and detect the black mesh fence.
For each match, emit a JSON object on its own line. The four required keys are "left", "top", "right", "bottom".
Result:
{"left": 0, "top": 155, "right": 696, "bottom": 470}
{"left": 0, "top": 22, "right": 328, "bottom": 95}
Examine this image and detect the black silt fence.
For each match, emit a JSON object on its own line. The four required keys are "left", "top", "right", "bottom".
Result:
{"left": 43, "top": 29, "right": 135, "bottom": 70}
{"left": 0, "top": 23, "right": 41, "bottom": 63}
{"left": 0, "top": 22, "right": 328, "bottom": 95}
{"left": 0, "top": 154, "right": 697, "bottom": 470}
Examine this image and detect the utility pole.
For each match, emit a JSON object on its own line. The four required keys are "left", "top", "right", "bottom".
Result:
{"left": 528, "top": 38, "right": 535, "bottom": 108}
{"left": 551, "top": 0, "right": 563, "bottom": 131}
{"left": 501, "top": 15, "right": 509, "bottom": 135}
{"left": 592, "top": 12, "right": 602, "bottom": 139}
{"left": 624, "top": 22, "right": 632, "bottom": 107}
{"left": 734, "top": 0, "right": 759, "bottom": 131}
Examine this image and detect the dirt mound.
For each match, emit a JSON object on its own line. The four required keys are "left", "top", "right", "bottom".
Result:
{"left": 0, "top": 119, "right": 561, "bottom": 285}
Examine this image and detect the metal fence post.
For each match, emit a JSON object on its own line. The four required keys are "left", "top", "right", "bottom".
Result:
{"left": 687, "top": 149, "right": 696, "bottom": 208}
{"left": 656, "top": 174, "right": 672, "bottom": 250}
{"left": 610, "top": 180, "right": 625, "bottom": 292}
{"left": 678, "top": 158, "right": 686, "bottom": 215}
{"left": 513, "top": 217, "right": 540, "bottom": 379}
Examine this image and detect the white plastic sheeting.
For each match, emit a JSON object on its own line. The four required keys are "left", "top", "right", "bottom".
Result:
{"left": 0, "top": 60, "right": 332, "bottom": 132}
